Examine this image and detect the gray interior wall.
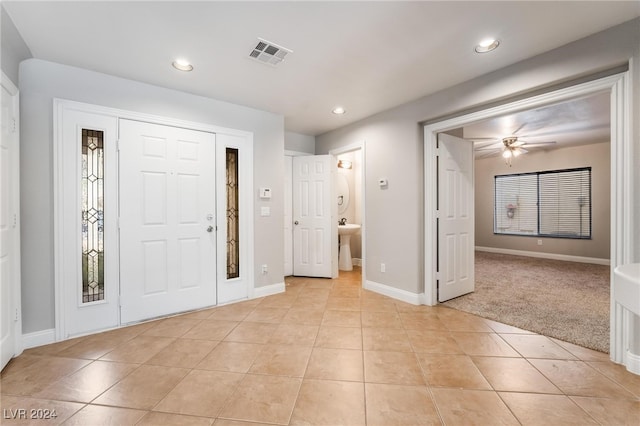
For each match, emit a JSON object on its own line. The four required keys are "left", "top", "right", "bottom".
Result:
{"left": 315, "top": 18, "right": 640, "bottom": 294}
{"left": 475, "top": 142, "right": 611, "bottom": 260}
{"left": 19, "top": 59, "right": 284, "bottom": 334}
{"left": 0, "top": 6, "right": 31, "bottom": 85}
{"left": 284, "top": 131, "right": 315, "bottom": 154}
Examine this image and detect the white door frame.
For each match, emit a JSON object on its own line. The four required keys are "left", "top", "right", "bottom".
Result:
{"left": 53, "top": 99, "right": 253, "bottom": 339}
{"left": 1, "top": 72, "right": 23, "bottom": 360}
{"left": 424, "top": 73, "right": 632, "bottom": 364}
{"left": 329, "top": 142, "right": 367, "bottom": 285}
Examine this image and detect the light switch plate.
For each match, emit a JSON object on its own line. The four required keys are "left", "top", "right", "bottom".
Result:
{"left": 259, "top": 187, "right": 272, "bottom": 199}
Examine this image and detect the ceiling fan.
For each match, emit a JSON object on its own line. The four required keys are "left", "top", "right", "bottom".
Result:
{"left": 473, "top": 135, "right": 556, "bottom": 166}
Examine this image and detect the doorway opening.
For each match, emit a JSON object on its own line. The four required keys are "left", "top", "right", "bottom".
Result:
{"left": 440, "top": 92, "right": 611, "bottom": 352}
{"left": 424, "top": 72, "right": 632, "bottom": 365}
{"left": 331, "top": 144, "right": 366, "bottom": 287}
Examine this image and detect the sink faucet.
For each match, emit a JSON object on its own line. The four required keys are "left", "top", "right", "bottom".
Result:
{"left": 339, "top": 218, "right": 347, "bottom": 225}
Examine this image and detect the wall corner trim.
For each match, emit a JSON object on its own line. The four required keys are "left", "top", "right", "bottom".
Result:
{"left": 364, "top": 280, "right": 423, "bottom": 306}
{"left": 253, "top": 282, "right": 285, "bottom": 299}
{"left": 22, "top": 329, "right": 56, "bottom": 350}
{"left": 624, "top": 350, "right": 640, "bottom": 375}
{"left": 475, "top": 246, "right": 610, "bottom": 265}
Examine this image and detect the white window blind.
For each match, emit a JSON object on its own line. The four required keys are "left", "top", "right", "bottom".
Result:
{"left": 494, "top": 167, "right": 591, "bottom": 239}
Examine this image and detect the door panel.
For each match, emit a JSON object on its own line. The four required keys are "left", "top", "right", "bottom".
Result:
{"left": 292, "top": 155, "right": 336, "bottom": 278}
{"left": 119, "top": 119, "right": 216, "bottom": 323}
{"left": 438, "top": 133, "right": 474, "bottom": 302}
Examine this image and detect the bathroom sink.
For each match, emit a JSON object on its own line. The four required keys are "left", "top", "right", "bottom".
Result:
{"left": 338, "top": 224, "right": 360, "bottom": 271}
{"left": 338, "top": 224, "right": 361, "bottom": 235}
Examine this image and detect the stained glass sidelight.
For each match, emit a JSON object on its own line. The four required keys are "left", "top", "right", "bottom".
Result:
{"left": 82, "top": 129, "right": 105, "bottom": 302}
{"left": 226, "top": 148, "right": 240, "bottom": 279}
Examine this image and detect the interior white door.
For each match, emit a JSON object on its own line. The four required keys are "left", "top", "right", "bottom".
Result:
{"left": 438, "top": 133, "right": 474, "bottom": 302}
{"left": 1, "top": 81, "right": 18, "bottom": 370}
{"left": 292, "top": 155, "right": 337, "bottom": 278}
{"left": 119, "top": 119, "right": 216, "bottom": 323}
{"left": 284, "top": 156, "right": 293, "bottom": 276}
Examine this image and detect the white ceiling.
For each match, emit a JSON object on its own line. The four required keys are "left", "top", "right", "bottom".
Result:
{"left": 464, "top": 91, "right": 611, "bottom": 157}
{"left": 4, "top": 1, "right": 639, "bottom": 136}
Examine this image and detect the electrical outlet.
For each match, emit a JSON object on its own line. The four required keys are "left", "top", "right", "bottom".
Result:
{"left": 380, "top": 263, "right": 386, "bottom": 273}
{"left": 537, "top": 239, "right": 543, "bottom": 246}
{"left": 261, "top": 264, "right": 268, "bottom": 274}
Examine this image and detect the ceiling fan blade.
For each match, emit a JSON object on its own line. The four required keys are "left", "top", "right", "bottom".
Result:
{"left": 518, "top": 148, "right": 528, "bottom": 154}
{"left": 471, "top": 139, "right": 500, "bottom": 147}
{"left": 512, "top": 122, "right": 527, "bottom": 135}
{"left": 475, "top": 150, "right": 500, "bottom": 159}
{"left": 475, "top": 144, "right": 503, "bottom": 151}
{"left": 523, "top": 141, "right": 557, "bottom": 146}
{"left": 512, "top": 141, "right": 526, "bottom": 147}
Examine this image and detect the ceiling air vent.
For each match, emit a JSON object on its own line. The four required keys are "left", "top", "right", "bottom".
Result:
{"left": 249, "top": 38, "right": 292, "bottom": 66}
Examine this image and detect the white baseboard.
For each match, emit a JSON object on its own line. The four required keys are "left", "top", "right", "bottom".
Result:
{"left": 364, "top": 280, "right": 423, "bottom": 306}
{"left": 352, "top": 258, "right": 362, "bottom": 267}
{"left": 624, "top": 350, "right": 640, "bottom": 376}
{"left": 253, "top": 282, "right": 285, "bottom": 299}
{"left": 475, "top": 246, "right": 610, "bottom": 266}
{"left": 23, "top": 328, "right": 56, "bottom": 349}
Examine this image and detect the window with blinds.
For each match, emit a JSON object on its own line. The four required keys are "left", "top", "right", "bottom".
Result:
{"left": 494, "top": 167, "right": 591, "bottom": 239}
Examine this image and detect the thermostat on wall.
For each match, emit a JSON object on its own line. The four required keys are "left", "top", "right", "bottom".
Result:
{"left": 259, "top": 187, "right": 272, "bottom": 199}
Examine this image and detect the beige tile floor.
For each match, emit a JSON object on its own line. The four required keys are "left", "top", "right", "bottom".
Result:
{"left": 2, "top": 267, "right": 639, "bottom": 425}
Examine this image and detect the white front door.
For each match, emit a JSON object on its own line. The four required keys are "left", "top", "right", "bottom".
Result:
{"left": 1, "top": 79, "right": 19, "bottom": 369}
{"left": 438, "top": 133, "right": 474, "bottom": 302}
{"left": 119, "top": 119, "right": 216, "bottom": 323}
{"left": 292, "top": 155, "right": 337, "bottom": 278}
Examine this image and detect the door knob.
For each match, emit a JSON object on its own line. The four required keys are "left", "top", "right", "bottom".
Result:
{"left": 294, "top": 221, "right": 299, "bottom": 225}
{"left": 207, "top": 226, "right": 214, "bottom": 233}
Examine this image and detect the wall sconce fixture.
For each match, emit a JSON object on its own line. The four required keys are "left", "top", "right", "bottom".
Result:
{"left": 337, "top": 160, "right": 352, "bottom": 169}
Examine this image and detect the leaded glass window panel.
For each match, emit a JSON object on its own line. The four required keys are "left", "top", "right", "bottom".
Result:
{"left": 82, "top": 129, "right": 105, "bottom": 302}
{"left": 226, "top": 148, "right": 240, "bottom": 279}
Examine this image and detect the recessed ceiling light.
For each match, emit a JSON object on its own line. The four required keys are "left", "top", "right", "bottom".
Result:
{"left": 172, "top": 58, "right": 193, "bottom": 72}
{"left": 475, "top": 38, "right": 500, "bottom": 53}
{"left": 332, "top": 107, "right": 346, "bottom": 115}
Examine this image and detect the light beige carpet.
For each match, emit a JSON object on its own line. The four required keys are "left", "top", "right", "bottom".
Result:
{"left": 443, "top": 251, "right": 610, "bottom": 353}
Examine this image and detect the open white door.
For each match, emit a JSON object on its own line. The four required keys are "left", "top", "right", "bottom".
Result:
{"left": 284, "top": 156, "right": 293, "bottom": 276}
{"left": 438, "top": 133, "right": 474, "bottom": 302}
{"left": 1, "top": 76, "right": 20, "bottom": 369}
{"left": 119, "top": 119, "right": 216, "bottom": 323}
{"left": 292, "top": 155, "right": 337, "bottom": 278}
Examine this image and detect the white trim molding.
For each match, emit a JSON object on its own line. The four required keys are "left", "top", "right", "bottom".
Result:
{"left": 625, "top": 350, "right": 640, "bottom": 376}
{"left": 424, "top": 72, "right": 633, "bottom": 369}
{"left": 364, "top": 280, "right": 423, "bottom": 306}
{"left": 22, "top": 329, "right": 56, "bottom": 350}
{"left": 253, "top": 282, "right": 285, "bottom": 299}
{"left": 475, "top": 246, "right": 610, "bottom": 266}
